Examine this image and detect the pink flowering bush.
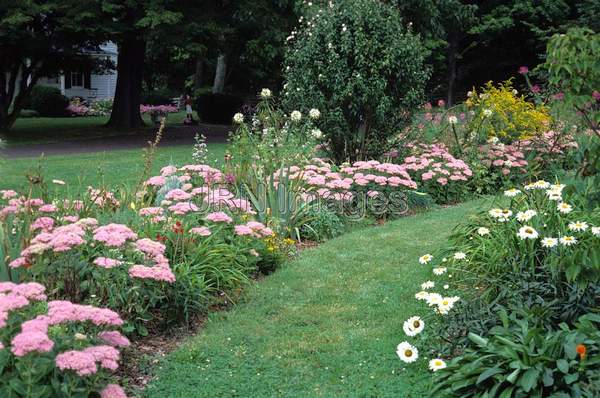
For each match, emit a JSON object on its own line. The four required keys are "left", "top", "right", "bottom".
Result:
{"left": 0, "top": 282, "right": 128, "bottom": 397}
{"left": 8, "top": 216, "right": 175, "bottom": 335}
{"left": 280, "top": 158, "right": 417, "bottom": 218}
{"left": 400, "top": 143, "right": 472, "bottom": 203}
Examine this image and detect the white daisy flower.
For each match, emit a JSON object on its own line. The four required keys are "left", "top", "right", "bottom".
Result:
{"left": 547, "top": 193, "right": 562, "bottom": 201}
{"left": 396, "top": 342, "right": 418, "bottom": 363}
{"left": 415, "top": 291, "right": 430, "bottom": 300}
{"left": 290, "top": 110, "right": 302, "bottom": 122}
{"left": 437, "top": 296, "right": 460, "bottom": 315}
{"left": 533, "top": 180, "right": 550, "bottom": 189}
{"left": 541, "top": 237, "right": 558, "bottom": 248}
{"left": 592, "top": 227, "right": 600, "bottom": 237}
{"left": 557, "top": 202, "right": 572, "bottom": 214}
{"left": 560, "top": 236, "right": 577, "bottom": 246}
{"left": 516, "top": 210, "right": 537, "bottom": 222}
{"left": 429, "top": 358, "right": 447, "bottom": 372}
{"left": 488, "top": 208, "right": 503, "bottom": 218}
{"left": 524, "top": 183, "right": 536, "bottom": 191}
{"left": 419, "top": 254, "right": 433, "bottom": 265}
{"left": 443, "top": 284, "right": 449, "bottom": 289}
{"left": 568, "top": 221, "right": 589, "bottom": 232}
{"left": 453, "top": 252, "right": 466, "bottom": 260}
{"left": 504, "top": 188, "right": 521, "bottom": 197}
{"left": 477, "top": 227, "right": 490, "bottom": 236}
{"left": 426, "top": 293, "right": 443, "bottom": 306}
{"left": 448, "top": 116, "right": 458, "bottom": 125}
{"left": 403, "top": 316, "right": 425, "bottom": 337}
{"left": 421, "top": 281, "right": 435, "bottom": 290}
{"left": 517, "top": 226, "right": 538, "bottom": 240}
{"left": 433, "top": 267, "right": 447, "bottom": 276}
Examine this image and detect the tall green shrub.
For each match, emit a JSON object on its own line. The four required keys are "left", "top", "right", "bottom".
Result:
{"left": 282, "top": 0, "right": 429, "bottom": 161}
{"left": 27, "top": 86, "right": 69, "bottom": 117}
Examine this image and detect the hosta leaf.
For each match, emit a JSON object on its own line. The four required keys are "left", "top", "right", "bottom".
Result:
{"left": 556, "top": 359, "right": 569, "bottom": 373}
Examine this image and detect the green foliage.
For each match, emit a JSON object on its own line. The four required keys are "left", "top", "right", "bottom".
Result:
{"left": 299, "top": 206, "right": 344, "bottom": 242}
{"left": 433, "top": 313, "right": 600, "bottom": 397}
{"left": 543, "top": 28, "right": 600, "bottom": 127}
{"left": 226, "top": 92, "right": 319, "bottom": 182}
{"left": 283, "top": 0, "right": 429, "bottom": 161}
{"left": 26, "top": 86, "right": 69, "bottom": 118}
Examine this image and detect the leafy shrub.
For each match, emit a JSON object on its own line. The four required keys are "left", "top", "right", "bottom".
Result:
{"left": 27, "top": 86, "right": 69, "bottom": 117}
{"left": 465, "top": 80, "right": 551, "bottom": 143}
{"left": 300, "top": 207, "right": 344, "bottom": 242}
{"left": 0, "top": 282, "right": 128, "bottom": 397}
{"left": 196, "top": 93, "right": 243, "bottom": 124}
{"left": 433, "top": 313, "right": 600, "bottom": 397}
{"left": 282, "top": 0, "right": 429, "bottom": 161}
{"left": 89, "top": 99, "right": 113, "bottom": 116}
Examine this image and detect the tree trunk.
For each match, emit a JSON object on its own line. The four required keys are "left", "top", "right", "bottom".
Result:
{"left": 447, "top": 31, "right": 458, "bottom": 107}
{"left": 212, "top": 54, "right": 226, "bottom": 94}
{"left": 193, "top": 58, "right": 204, "bottom": 91}
{"left": 107, "top": 37, "right": 146, "bottom": 129}
{"left": 0, "top": 63, "right": 38, "bottom": 131}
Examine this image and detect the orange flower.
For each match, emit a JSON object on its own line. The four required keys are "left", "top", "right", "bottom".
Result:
{"left": 576, "top": 344, "right": 586, "bottom": 359}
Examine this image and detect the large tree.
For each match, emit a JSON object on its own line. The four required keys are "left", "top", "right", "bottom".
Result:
{"left": 0, "top": 0, "right": 107, "bottom": 131}
{"left": 100, "top": 1, "right": 181, "bottom": 129}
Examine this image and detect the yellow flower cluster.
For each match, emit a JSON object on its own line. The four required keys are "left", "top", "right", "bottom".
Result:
{"left": 466, "top": 80, "right": 551, "bottom": 142}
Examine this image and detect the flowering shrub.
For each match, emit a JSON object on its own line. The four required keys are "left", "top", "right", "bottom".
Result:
{"left": 400, "top": 143, "right": 472, "bottom": 203}
{"left": 279, "top": 158, "right": 417, "bottom": 218}
{"left": 465, "top": 80, "right": 551, "bottom": 143}
{"left": 8, "top": 217, "right": 175, "bottom": 335}
{"left": 0, "top": 282, "right": 128, "bottom": 397}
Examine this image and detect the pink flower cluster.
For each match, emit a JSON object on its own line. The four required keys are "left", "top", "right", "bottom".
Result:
{"left": 234, "top": 221, "right": 274, "bottom": 238}
{"left": 140, "top": 104, "right": 178, "bottom": 114}
{"left": 190, "top": 226, "right": 211, "bottom": 236}
{"left": 401, "top": 143, "right": 472, "bottom": 186}
{"left": 56, "top": 345, "right": 120, "bottom": 375}
{"left": 479, "top": 143, "right": 529, "bottom": 176}
{"left": 93, "top": 224, "right": 138, "bottom": 247}
{"left": 205, "top": 211, "right": 233, "bottom": 223}
{"left": 281, "top": 158, "right": 417, "bottom": 202}
{"left": 0, "top": 282, "right": 47, "bottom": 328}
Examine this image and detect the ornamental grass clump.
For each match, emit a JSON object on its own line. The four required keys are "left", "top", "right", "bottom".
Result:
{"left": 0, "top": 282, "right": 128, "bottom": 397}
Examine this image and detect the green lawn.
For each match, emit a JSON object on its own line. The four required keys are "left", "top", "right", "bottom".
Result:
{"left": 145, "top": 198, "right": 492, "bottom": 398}
{"left": 3, "top": 112, "right": 189, "bottom": 145}
{"left": 0, "top": 143, "right": 227, "bottom": 192}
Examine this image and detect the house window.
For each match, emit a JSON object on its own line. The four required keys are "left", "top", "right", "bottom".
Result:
{"left": 71, "top": 71, "right": 83, "bottom": 87}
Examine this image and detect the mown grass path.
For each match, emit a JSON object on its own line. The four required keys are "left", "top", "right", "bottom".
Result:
{"left": 146, "top": 199, "right": 492, "bottom": 397}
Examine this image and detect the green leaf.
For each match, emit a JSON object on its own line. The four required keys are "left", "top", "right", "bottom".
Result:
{"left": 556, "top": 359, "right": 569, "bottom": 374}
{"left": 477, "top": 367, "right": 503, "bottom": 384}
{"left": 519, "top": 368, "right": 540, "bottom": 392}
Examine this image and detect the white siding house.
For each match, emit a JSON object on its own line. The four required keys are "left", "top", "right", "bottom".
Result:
{"left": 36, "top": 42, "right": 118, "bottom": 101}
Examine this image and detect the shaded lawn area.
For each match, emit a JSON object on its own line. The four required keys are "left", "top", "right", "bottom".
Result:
{"left": 145, "top": 198, "right": 492, "bottom": 398}
{"left": 0, "top": 143, "right": 227, "bottom": 192}
{"left": 3, "top": 112, "right": 189, "bottom": 145}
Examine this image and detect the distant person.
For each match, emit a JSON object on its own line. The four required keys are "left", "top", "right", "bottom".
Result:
{"left": 183, "top": 94, "right": 198, "bottom": 125}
